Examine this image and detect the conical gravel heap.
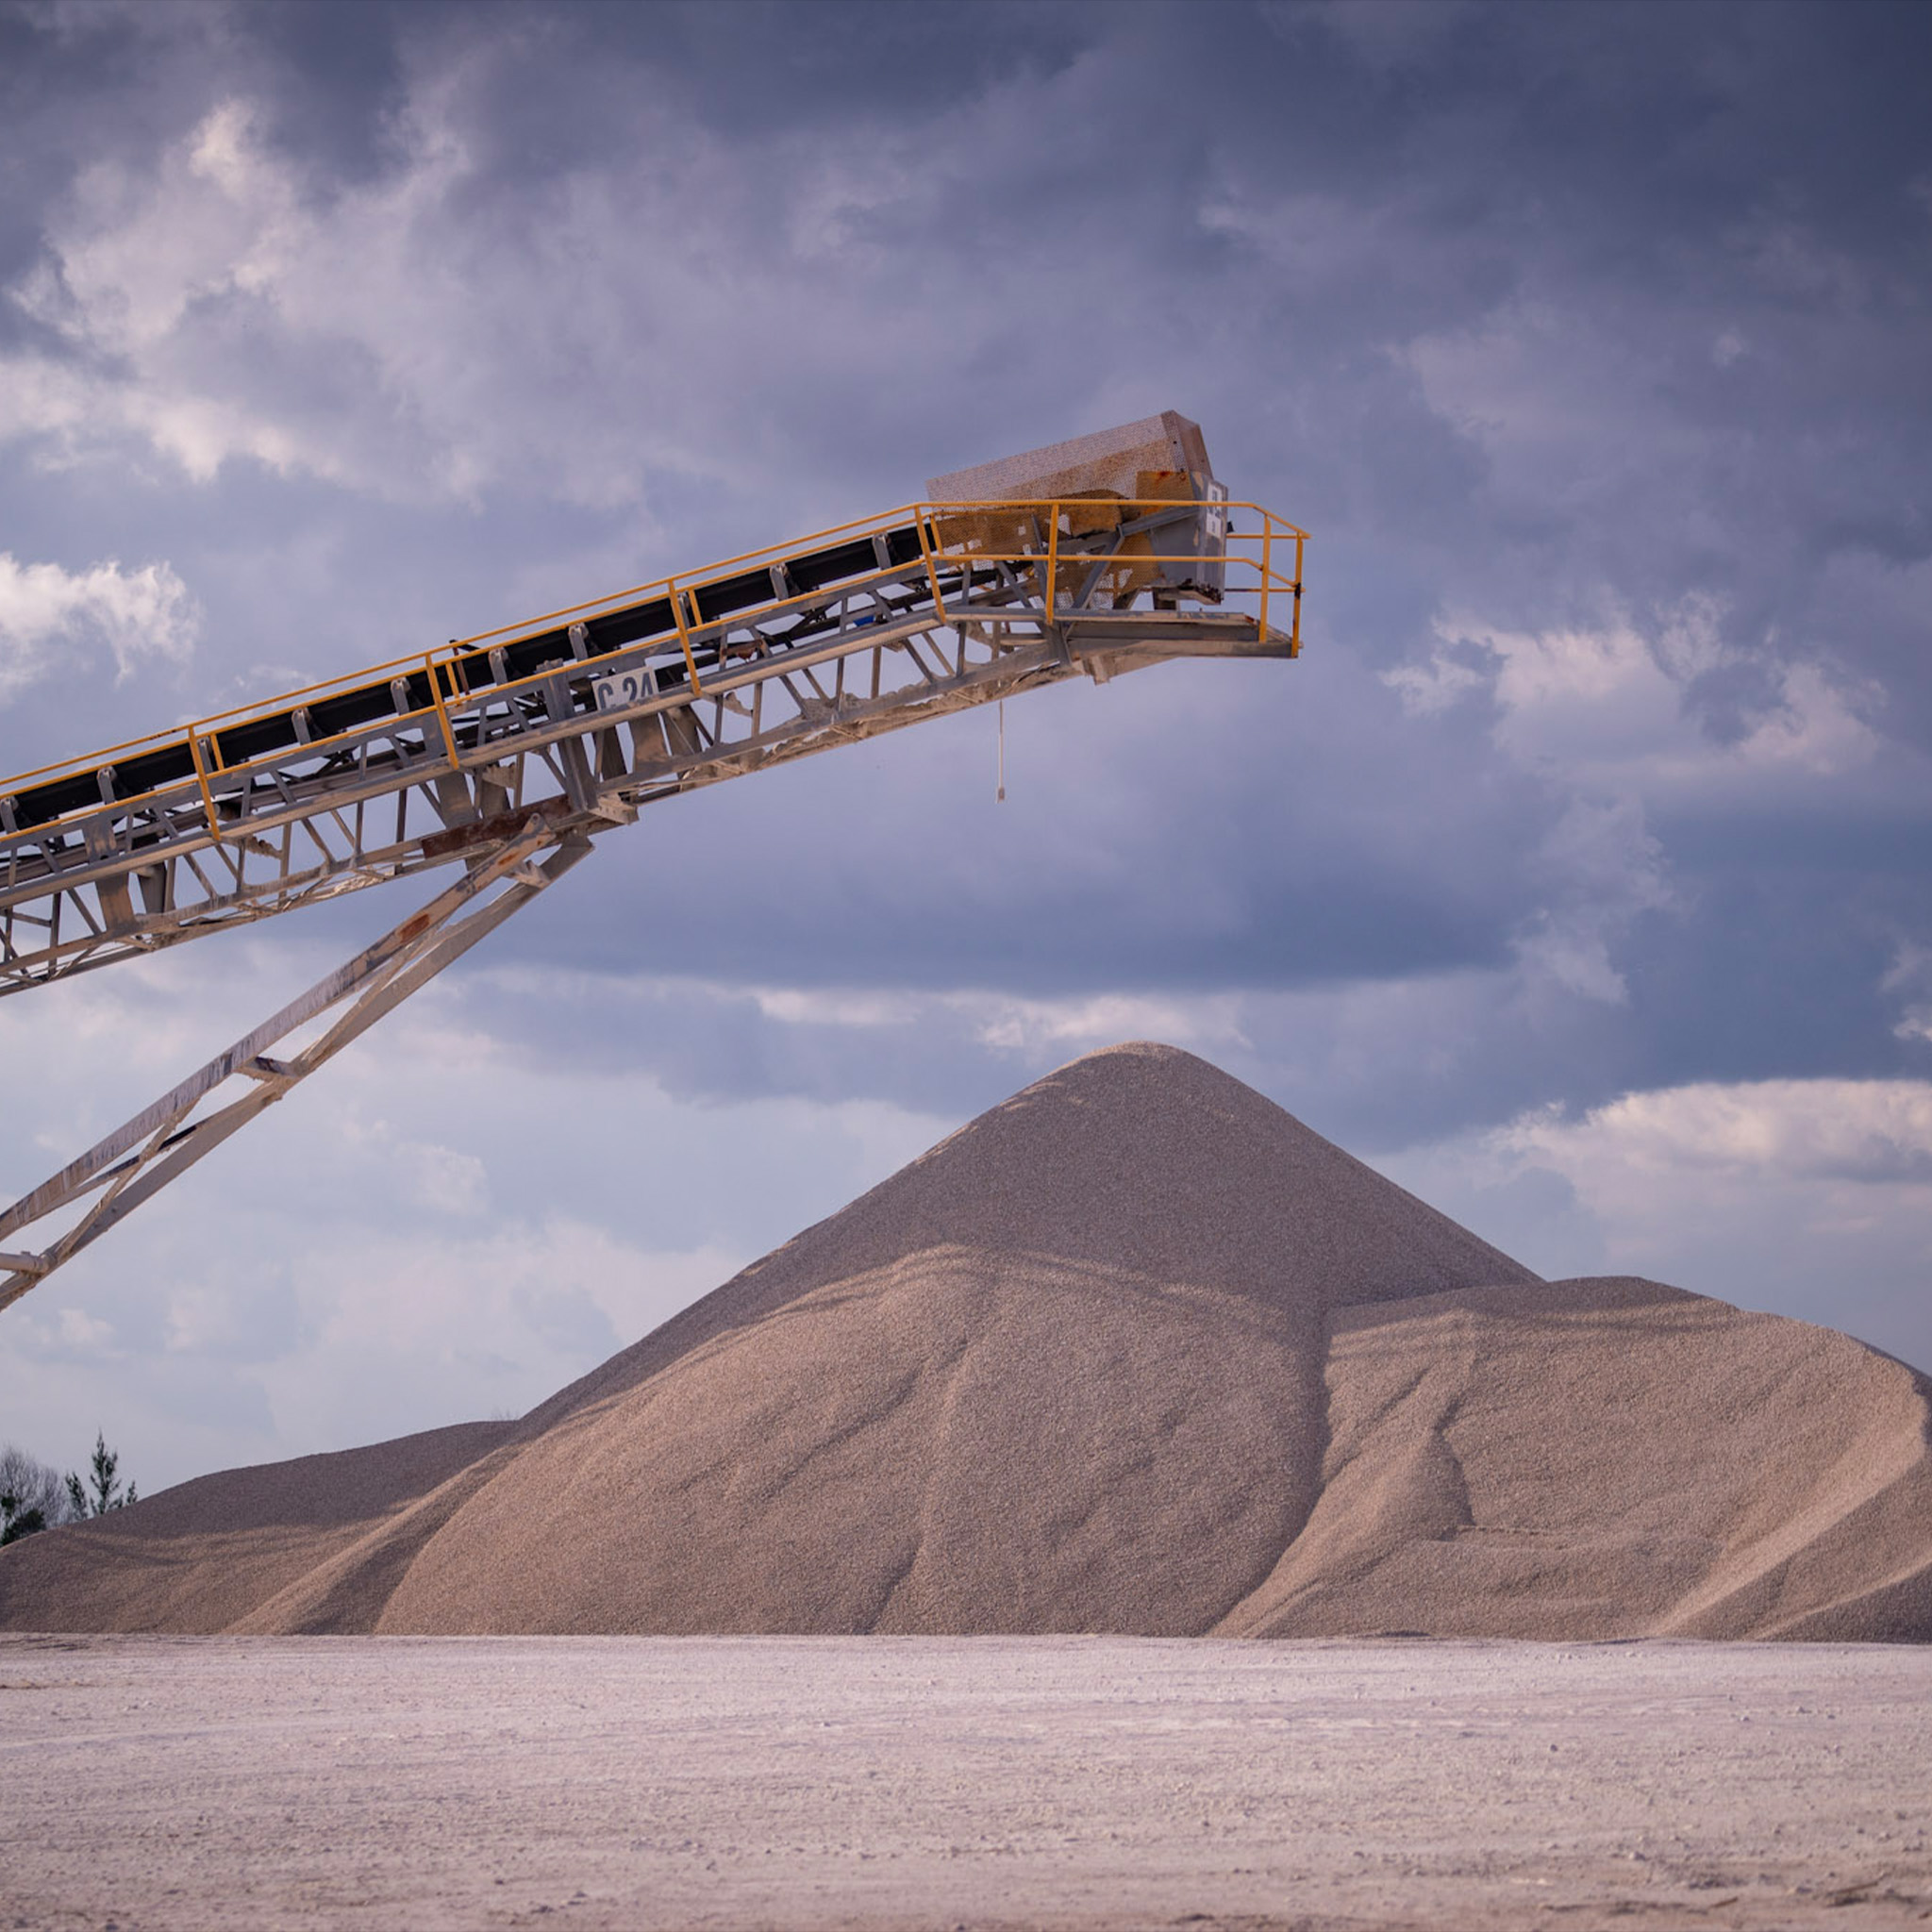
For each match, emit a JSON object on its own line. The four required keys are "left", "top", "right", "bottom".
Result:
{"left": 4, "top": 1043, "right": 1927, "bottom": 1640}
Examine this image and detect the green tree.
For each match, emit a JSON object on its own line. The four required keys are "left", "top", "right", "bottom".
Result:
{"left": 65, "top": 1430, "right": 137, "bottom": 1519}
{"left": 0, "top": 1491, "right": 45, "bottom": 1544}
{"left": 0, "top": 1442, "right": 69, "bottom": 1545}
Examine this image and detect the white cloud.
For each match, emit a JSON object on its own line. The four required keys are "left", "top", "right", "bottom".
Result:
{"left": 1402, "top": 302, "right": 1622, "bottom": 469}
{"left": 1417, "top": 598, "right": 1881, "bottom": 795}
{"left": 1383, "top": 594, "right": 1883, "bottom": 1008}
{"left": 1512, "top": 917, "right": 1636, "bottom": 1009}
{"left": 0, "top": 79, "right": 602, "bottom": 491}
{"left": 1509, "top": 794, "right": 1671, "bottom": 1008}
{"left": 7, "top": 91, "right": 465, "bottom": 489}
{"left": 967, "top": 991, "right": 1250, "bottom": 1058}
{"left": 338, "top": 1117, "right": 491, "bottom": 1217}
{"left": 0, "top": 551, "right": 198, "bottom": 702}
{"left": 1502, "top": 1079, "right": 1932, "bottom": 1189}
{"left": 1379, "top": 1077, "right": 1932, "bottom": 1375}
{"left": 0, "top": 54, "right": 1119, "bottom": 512}
{"left": 749, "top": 980, "right": 1249, "bottom": 1057}
{"left": 1379, "top": 650, "right": 1485, "bottom": 718}
{"left": 675, "top": 974, "right": 1257, "bottom": 1062}
{"left": 1729, "top": 659, "right": 1879, "bottom": 776}
{"left": 750, "top": 987, "right": 927, "bottom": 1030}
{"left": 57, "top": 1307, "right": 115, "bottom": 1354}
{"left": 1884, "top": 945, "right": 1932, "bottom": 1046}
{"left": 257, "top": 1216, "right": 744, "bottom": 1440}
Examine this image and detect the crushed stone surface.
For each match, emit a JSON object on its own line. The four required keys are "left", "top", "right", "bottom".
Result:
{"left": 3, "top": 1634, "right": 1929, "bottom": 1931}
{"left": 8, "top": 1047, "right": 1930, "bottom": 1644}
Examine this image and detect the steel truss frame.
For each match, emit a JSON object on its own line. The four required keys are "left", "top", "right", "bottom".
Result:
{"left": 0, "top": 819, "right": 589, "bottom": 1311}
{"left": 0, "top": 491, "right": 1306, "bottom": 1304}
{"left": 0, "top": 498, "right": 1304, "bottom": 994}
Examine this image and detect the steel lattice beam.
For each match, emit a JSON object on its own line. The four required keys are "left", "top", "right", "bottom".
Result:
{"left": 0, "top": 499, "right": 1302, "bottom": 995}
{"left": 0, "top": 461, "right": 1307, "bottom": 1307}
{"left": 0, "top": 817, "right": 591, "bottom": 1310}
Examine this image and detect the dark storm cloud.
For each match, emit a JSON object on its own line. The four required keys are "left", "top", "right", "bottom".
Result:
{"left": 14, "top": 0, "right": 1932, "bottom": 1483}
{"left": 1, "top": 0, "right": 1929, "bottom": 1147}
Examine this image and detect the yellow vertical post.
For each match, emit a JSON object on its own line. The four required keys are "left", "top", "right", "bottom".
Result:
{"left": 425, "top": 652, "right": 460, "bottom": 769}
{"left": 1044, "top": 500, "right": 1060, "bottom": 620}
{"left": 670, "top": 579, "right": 703, "bottom": 698}
{"left": 915, "top": 507, "right": 950, "bottom": 626}
{"left": 1260, "top": 514, "right": 1273, "bottom": 641}
{"left": 1292, "top": 530, "right": 1305, "bottom": 657}
{"left": 186, "top": 723, "right": 223, "bottom": 843}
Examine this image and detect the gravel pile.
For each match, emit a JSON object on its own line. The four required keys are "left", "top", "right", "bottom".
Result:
{"left": 5, "top": 1043, "right": 1927, "bottom": 1639}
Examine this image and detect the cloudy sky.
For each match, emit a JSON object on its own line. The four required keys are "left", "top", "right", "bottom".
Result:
{"left": 3, "top": 0, "right": 1929, "bottom": 1495}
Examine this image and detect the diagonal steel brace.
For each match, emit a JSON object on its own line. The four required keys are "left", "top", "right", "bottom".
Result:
{"left": 0, "top": 817, "right": 591, "bottom": 1312}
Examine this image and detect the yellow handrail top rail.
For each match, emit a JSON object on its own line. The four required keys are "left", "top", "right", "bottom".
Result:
{"left": 1, "top": 495, "right": 1307, "bottom": 803}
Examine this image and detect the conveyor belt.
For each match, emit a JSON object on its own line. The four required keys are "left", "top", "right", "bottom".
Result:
{"left": 1, "top": 423, "right": 1307, "bottom": 1309}
{"left": 2, "top": 483, "right": 1301, "bottom": 1005}
{"left": 8, "top": 524, "right": 933, "bottom": 830}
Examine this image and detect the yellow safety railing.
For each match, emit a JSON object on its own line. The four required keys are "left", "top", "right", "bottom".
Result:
{"left": 921, "top": 497, "right": 1305, "bottom": 652}
{"left": 2, "top": 495, "right": 1306, "bottom": 840}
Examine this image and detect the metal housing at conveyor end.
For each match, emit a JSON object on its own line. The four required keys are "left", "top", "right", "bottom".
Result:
{"left": 0, "top": 421, "right": 1307, "bottom": 1308}
{"left": 927, "top": 409, "right": 1214, "bottom": 503}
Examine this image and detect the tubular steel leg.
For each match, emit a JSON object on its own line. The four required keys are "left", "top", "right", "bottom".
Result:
{"left": 0, "top": 819, "right": 591, "bottom": 1312}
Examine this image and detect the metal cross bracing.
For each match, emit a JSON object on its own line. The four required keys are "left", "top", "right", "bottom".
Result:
{"left": 1, "top": 461, "right": 1307, "bottom": 1309}
{"left": 1, "top": 821, "right": 589, "bottom": 1311}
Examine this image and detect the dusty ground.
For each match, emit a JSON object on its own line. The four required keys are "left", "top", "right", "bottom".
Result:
{"left": 2, "top": 1636, "right": 1927, "bottom": 1930}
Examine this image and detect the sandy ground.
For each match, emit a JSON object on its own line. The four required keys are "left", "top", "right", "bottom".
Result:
{"left": 2, "top": 1636, "right": 1928, "bottom": 1931}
